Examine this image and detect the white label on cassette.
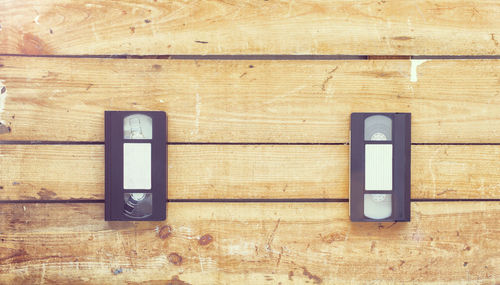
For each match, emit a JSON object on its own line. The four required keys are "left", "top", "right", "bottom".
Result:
{"left": 123, "top": 143, "right": 151, "bottom": 189}
{"left": 365, "top": 144, "right": 392, "bottom": 191}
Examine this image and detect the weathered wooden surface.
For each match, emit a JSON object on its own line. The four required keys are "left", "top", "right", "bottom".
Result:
{"left": 1, "top": 0, "right": 499, "bottom": 55}
{"left": 1, "top": 1, "right": 499, "bottom": 283}
{"left": 1, "top": 144, "right": 500, "bottom": 200}
{"left": 0, "top": 202, "right": 497, "bottom": 284}
{"left": 0, "top": 57, "right": 499, "bottom": 143}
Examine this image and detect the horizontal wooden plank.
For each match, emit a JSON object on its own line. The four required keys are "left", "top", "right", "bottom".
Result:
{"left": 0, "top": 1, "right": 499, "bottom": 55}
{"left": 0, "top": 202, "right": 497, "bottom": 284}
{"left": 1, "top": 144, "right": 499, "bottom": 200}
{"left": 0, "top": 57, "right": 499, "bottom": 143}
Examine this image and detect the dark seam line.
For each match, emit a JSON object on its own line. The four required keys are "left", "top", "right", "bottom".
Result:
{"left": 410, "top": 199, "right": 500, "bottom": 202}
{"left": 0, "top": 54, "right": 367, "bottom": 60}
{"left": 0, "top": 199, "right": 498, "bottom": 204}
{"left": 0, "top": 141, "right": 104, "bottom": 145}
{"left": 411, "top": 55, "right": 500, "bottom": 60}
{"left": 2, "top": 141, "right": 500, "bottom": 146}
{"left": 168, "top": 198, "right": 349, "bottom": 203}
{"left": 0, "top": 54, "right": 499, "bottom": 60}
{"left": 168, "top": 142, "right": 349, "bottom": 145}
{"left": 169, "top": 198, "right": 500, "bottom": 202}
{"left": 0, "top": 199, "right": 105, "bottom": 204}
{"left": 171, "top": 198, "right": 500, "bottom": 202}
{"left": 412, "top": 143, "right": 500, "bottom": 145}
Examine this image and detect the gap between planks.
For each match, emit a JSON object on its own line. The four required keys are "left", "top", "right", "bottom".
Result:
{"left": 3, "top": 141, "right": 500, "bottom": 145}
{"left": 0, "top": 54, "right": 500, "bottom": 60}
{"left": 0, "top": 199, "right": 499, "bottom": 204}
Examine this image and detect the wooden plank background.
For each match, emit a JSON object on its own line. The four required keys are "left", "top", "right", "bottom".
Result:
{"left": 0, "top": 203, "right": 497, "bottom": 284}
{"left": 0, "top": 57, "right": 499, "bottom": 143}
{"left": 0, "top": 0, "right": 499, "bottom": 55}
{"left": 1, "top": 144, "right": 500, "bottom": 200}
{"left": 0, "top": 0, "right": 499, "bottom": 284}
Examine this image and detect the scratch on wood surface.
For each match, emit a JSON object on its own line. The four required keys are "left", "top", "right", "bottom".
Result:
{"left": 328, "top": 66, "right": 339, "bottom": 74}
{"left": 491, "top": 34, "right": 499, "bottom": 47}
{"left": 321, "top": 75, "right": 333, "bottom": 91}
{"left": 40, "top": 263, "right": 46, "bottom": 284}
{"left": 276, "top": 246, "right": 283, "bottom": 267}
{"left": 190, "top": 93, "right": 201, "bottom": 136}
{"left": 436, "top": 189, "right": 456, "bottom": 196}
{"left": 266, "top": 219, "right": 281, "bottom": 254}
{"left": 38, "top": 188, "right": 57, "bottom": 199}
{"left": 287, "top": 0, "right": 295, "bottom": 17}
{"left": 0, "top": 80, "right": 10, "bottom": 134}
{"left": 410, "top": 59, "right": 429, "bottom": 82}
{"left": 198, "top": 256, "right": 217, "bottom": 272}
{"left": 392, "top": 36, "right": 414, "bottom": 41}
{"left": 177, "top": 226, "right": 197, "bottom": 240}
{"left": 320, "top": 232, "right": 347, "bottom": 243}
{"left": 91, "top": 23, "right": 100, "bottom": 41}
{"left": 428, "top": 149, "right": 440, "bottom": 193}
{"left": 302, "top": 267, "right": 322, "bottom": 284}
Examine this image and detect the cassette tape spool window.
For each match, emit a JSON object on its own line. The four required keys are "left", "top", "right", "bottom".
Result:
{"left": 123, "top": 114, "right": 153, "bottom": 218}
{"left": 124, "top": 114, "right": 153, "bottom": 140}
{"left": 364, "top": 115, "right": 392, "bottom": 220}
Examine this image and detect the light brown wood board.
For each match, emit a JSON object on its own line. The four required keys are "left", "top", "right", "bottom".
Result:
{"left": 0, "top": 202, "right": 498, "bottom": 284}
{"left": 0, "top": 144, "right": 499, "bottom": 200}
{"left": 0, "top": 0, "right": 499, "bottom": 55}
{"left": 0, "top": 57, "right": 499, "bottom": 143}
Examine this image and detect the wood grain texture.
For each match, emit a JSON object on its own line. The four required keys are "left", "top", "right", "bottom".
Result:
{"left": 0, "top": 57, "right": 499, "bottom": 143}
{"left": 0, "top": 202, "right": 497, "bottom": 284}
{"left": 1, "top": 144, "right": 499, "bottom": 200}
{"left": 0, "top": 0, "right": 499, "bottom": 55}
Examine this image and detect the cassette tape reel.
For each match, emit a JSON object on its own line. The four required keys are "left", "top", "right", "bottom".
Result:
{"left": 364, "top": 194, "right": 392, "bottom": 220}
{"left": 123, "top": 193, "right": 153, "bottom": 219}
{"left": 364, "top": 115, "right": 392, "bottom": 141}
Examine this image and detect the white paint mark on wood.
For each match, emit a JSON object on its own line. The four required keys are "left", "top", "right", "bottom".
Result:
{"left": 410, "top": 59, "right": 429, "bottom": 82}
{"left": 408, "top": 85, "right": 415, "bottom": 96}
{"left": 177, "top": 226, "right": 198, "bottom": 240}
{"left": 227, "top": 242, "right": 255, "bottom": 256}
